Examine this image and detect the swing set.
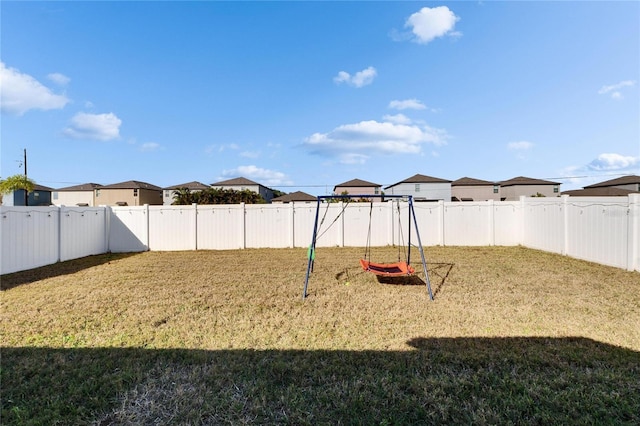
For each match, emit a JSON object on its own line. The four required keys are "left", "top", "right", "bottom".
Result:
{"left": 302, "top": 194, "right": 433, "bottom": 300}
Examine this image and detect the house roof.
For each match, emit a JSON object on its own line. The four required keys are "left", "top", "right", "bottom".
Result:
{"left": 499, "top": 176, "right": 561, "bottom": 187}
{"left": 211, "top": 177, "right": 262, "bottom": 187}
{"left": 164, "top": 181, "right": 210, "bottom": 191}
{"left": 271, "top": 191, "right": 317, "bottom": 203}
{"left": 562, "top": 187, "right": 638, "bottom": 197}
{"left": 385, "top": 174, "right": 451, "bottom": 189}
{"left": 451, "top": 177, "right": 496, "bottom": 187}
{"left": 584, "top": 175, "right": 640, "bottom": 188}
{"left": 56, "top": 183, "right": 102, "bottom": 192}
{"left": 334, "top": 179, "right": 381, "bottom": 190}
{"left": 33, "top": 184, "right": 54, "bottom": 191}
{"left": 100, "top": 180, "right": 162, "bottom": 191}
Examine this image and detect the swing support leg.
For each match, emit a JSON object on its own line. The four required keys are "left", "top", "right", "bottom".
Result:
{"left": 303, "top": 197, "right": 322, "bottom": 299}
{"left": 409, "top": 197, "right": 433, "bottom": 300}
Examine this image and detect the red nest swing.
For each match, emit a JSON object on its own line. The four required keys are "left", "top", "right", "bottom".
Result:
{"left": 359, "top": 259, "right": 415, "bottom": 277}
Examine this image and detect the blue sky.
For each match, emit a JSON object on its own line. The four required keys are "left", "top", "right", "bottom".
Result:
{"left": 1, "top": 1, "right": 638, "bottom": 194}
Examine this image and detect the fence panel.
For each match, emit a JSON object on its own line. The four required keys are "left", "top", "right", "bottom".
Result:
{"left": 1, "top": 206, "right": 59, "bottom": 275}
{"left": 566, "top": 197, "right": 629, "bottom": 269}
{"left": 411, "top": 202, "right": 443, "bottom": 246}
{"left": 522, "top": 199, "right": 564, "bottom": 254}
{"left": 443, "top": 202, "right": 491, "bottom": 246}
{"left": 60, "top": 206, "right": 107, "bottom": 262}
{"left": 293, "top": 203, "right": 317, "bottom": 248}
{"left": 108, "top": 206, "right": 148, "bottom": 253}
{"left": 245, "top": 204, "right": 291, "bottom": 248}
{"left": 148, "top": 205, "right": 197, "bottom": 251}
{"left": 493, "top": 202, "right": 521, "bottom": 246}
{"left": 197, "top": 205, "right": 245, "bottom": 249}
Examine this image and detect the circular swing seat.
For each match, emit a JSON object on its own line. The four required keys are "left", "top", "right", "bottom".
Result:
{"left": 360, "top": 259, "right": 415, "bottom": 277}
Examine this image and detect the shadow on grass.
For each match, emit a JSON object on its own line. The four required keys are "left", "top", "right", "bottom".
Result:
{"left": 0, "top": 252, "right": 139, "bottom": 291}
{"left": 3, "top": 337, "right": 639, "bottom": 425}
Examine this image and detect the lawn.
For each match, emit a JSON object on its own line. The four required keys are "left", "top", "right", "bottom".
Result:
{"left": 1, "top": 246, "right": 639, "bottom": 425}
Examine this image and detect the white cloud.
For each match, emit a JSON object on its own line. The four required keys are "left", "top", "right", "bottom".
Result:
{"left": 586, "top": 153, "right": 639, "bottom": 171}
{"left": 507, "top": 141, "right": 534, "bottom": 150}
{"left": 0, "top": 62, "right": 70, "bottom": 115}
{"left": 140, "top": 142, "right": 160, "bottom": 152}
{"left": 404, "top": 6, "right": 461, "bottom": 44}
{"left": 63, "top": 112, "right": 122, "bottom": 141}
{"left": 383, "top": 113, "right": 412, "bottom": 125}
{"left": 47, "top": 72, "right": 70, "bottom": 86}
{"left": 240, "top": 150, "right": 260, "bottom": 158}
{"left": 598, "top": 80, "right": 636, "bottom": 99}
{"left": 221, "top": 165, "right": 292, "bottom": 186}
{"left": 388, "top": 99, "right": 426, "bottom": 110}
{"left": 333, "top": 66, "right": 377, "bottom": 88}
{"left": 304, "top": 119, "right": 449, "bottom": 164}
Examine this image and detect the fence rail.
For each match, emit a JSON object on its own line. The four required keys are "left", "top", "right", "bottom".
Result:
{"left": 1, "top": 195, "right": 638, "bottom": 275}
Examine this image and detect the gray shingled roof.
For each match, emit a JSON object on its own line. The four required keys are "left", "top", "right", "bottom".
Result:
{"left": 334, "top": 178, "right": 381, "bottom": 190}
{"left": 101, "top": 180, "right": 162, "bottom": 190}
{"left": 499, "top": 176, "right": 560, "bottom": 186}
{"left": 56, "top": 183, "right": 102, "bottom": 191}
{"left": 164, "top": 181, "right": 211, "bottom": 191}
{"left": 271, "top": 191, "right": 317, "bottom": 202}
{"left": 584, "top": 175, "right": 640, "bottom": 188}
{"left": 385, "top": 174, "right": 451, "bottom": 189}
{"left": 562, "top": 187, "right": 638, "bottom": 197}
{"left": 211, "top": 177, "right": 261, "bottom": 186}
{"left": 451, "top": 177, "right": 496, "bottom": 186}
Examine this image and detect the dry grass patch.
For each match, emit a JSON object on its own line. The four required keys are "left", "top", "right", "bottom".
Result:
{"left": 2, "top": 246, "right": 639, "bottom": 424}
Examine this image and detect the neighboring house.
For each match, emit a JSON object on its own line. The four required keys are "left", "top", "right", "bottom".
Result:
{"left": 96, "top": 180, "right": 163, "bottom": 206}
{"left": 271, "top": 191, "right": 317, "bottom": 204}
{"left": 562, "top": 175, "right": 640, "bottom": 197}
{"left": 499, "top": 176, "right": 561, "bottom": 201}
{"left": 562, "top": 187, "right": 638, "bottom": 197}
{"left": 210, "top": 177, "right": 275, "bottom": 203}
{"left": 384, "top": 174, "right": 452, "bottom": 201}
{"left": 333, "top": 179, "right": 382, "bottom": 198}
{"left": 583, "top": 175, "right": 640, "bottom": 192}
{"left": 451, "top": 177, "right": 500, "bottom": 201}
{"left": 163, "top": 181, "right": 211, "bottom": 205}
{"left": 2, "top": 184, "right": 53, "bottom": 206}
{"left": 52, "top": 183, "right": 102, "bottom": 206}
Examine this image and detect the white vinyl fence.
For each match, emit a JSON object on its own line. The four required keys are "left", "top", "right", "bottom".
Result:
{"left": 1, "top": 195, "right": 638, "bottom": 275}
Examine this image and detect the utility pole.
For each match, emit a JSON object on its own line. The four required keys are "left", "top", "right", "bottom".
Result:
{"left": 23, "top": 148, "right": 28, "bottom": 206}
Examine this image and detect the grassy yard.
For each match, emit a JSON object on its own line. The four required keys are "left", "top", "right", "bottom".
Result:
{"left": 1, "top": 246, "right": 639, "bottom": 425}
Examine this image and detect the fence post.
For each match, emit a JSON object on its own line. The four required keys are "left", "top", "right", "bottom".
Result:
{"left": 192, "top": 203, "right": 198, "bottom": 250}
{"left": 628, "top": 193, "right": 639, "bottom": 271}
{"left": 438, "top": 200, "right": 445, "bottom": 246}
{"left": 144, "top": 204, "right": 150, "bottom": 251}
{"left": 519, "top": 196, "right": 526, "bottom": 246}
{"left": 58, "top": 205, "right": 63, "bottom": 263}
{"left": 241, "top": 202, "right": 246, "bottom": 249}
{"left": 488, "top": 200, "right": 495, "bottom": 246}
{"left": 289, "top": 202, "right": 295, "bottom": 248}
{"left": 562, "top": 195, "right": 569, "bottom": 256}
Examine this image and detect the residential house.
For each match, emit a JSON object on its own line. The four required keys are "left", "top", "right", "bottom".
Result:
{"left": 210, "top": 177, "right": 275, "bottom": 203}
{"left": 583, "top": 175, "right": 640, "bottom": 192}
{"left": 562, "top": 175, "right": 640, "bottom": 197}
{"left": 451, "top": 177, "right": 500, "bottom": 201}
{"left": 333, "top": 179, "right": 382, "bottom": 198}
{"left": 384, "top": 174, "right": 451, "bottom": 201}
{"left": 96, "top": 180, "right": 163, "bottom": 206}
{"left": 499, "top": 176, "right": 561, "bottom": 201}
{"left": 2, "top": 184, "right": 53, "bottom": 206}
{"left": 52, "top": 183, "right": 102, "bottom": 206}
{"left": 271, "top": 191, "right": 317, "bottom": 204}
{"left": 163, "top": 181, "right": 211, "bottom": 205}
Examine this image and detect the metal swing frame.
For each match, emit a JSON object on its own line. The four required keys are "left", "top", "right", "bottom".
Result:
{"left": 302, "top": 194, "right": 433, "bottom": 300}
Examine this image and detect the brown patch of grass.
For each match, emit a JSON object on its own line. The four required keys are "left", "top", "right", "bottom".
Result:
{"left": 2, "top": 246, "right": 639, "bottom": 424}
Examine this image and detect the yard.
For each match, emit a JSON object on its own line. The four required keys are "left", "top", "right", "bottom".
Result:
{"left": 1, "top": 246, "right": 639, "bottom": 424}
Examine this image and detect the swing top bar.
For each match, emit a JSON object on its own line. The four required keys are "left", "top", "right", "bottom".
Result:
{"left": 315, "top": 194, "right": 411, "bottom": 201}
